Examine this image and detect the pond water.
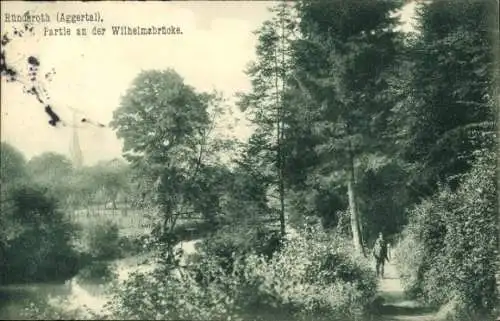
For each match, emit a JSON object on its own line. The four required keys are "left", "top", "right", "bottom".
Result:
{"left": 0, "top": 282, "right": 70, "bottom": 320}
{"left": 0, "top": 240, "right": 201, "bottom": 320}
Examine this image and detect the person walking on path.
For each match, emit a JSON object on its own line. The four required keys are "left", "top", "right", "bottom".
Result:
{"left": 373, "top": 232, "right": 389, "bottom": 278}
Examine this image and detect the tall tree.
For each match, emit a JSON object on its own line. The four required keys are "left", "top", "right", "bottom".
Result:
{"left": 237, "top": 1, "right": 297, "bottom": 237}
{"left": 393, "top": 0, "right": 497, "bottom": 198}
{"left": 223, "top": 140, "right": 275, "bottom": 226}
{"left": 0, "top": 143, "right": 28, "bottom": 250}
{"left": 111, "top": 69, "right": 230, "bottom": 262}
{"left": 90, "top": 159, "right": 130, "bottom": 209}
{"left": 0, "top": 142, "right": 27, "bottom": 185}
{"left": 393, "top": 0, "right": 499, "bottom": 317}
{"left": 66, "top": 166, "right": 97, "bottom": 210}
{"left": 291, "top": 0, "right": 404, "bottom": 254}
{"left": 1, "top": 185, "right": 79, "bottom": 284}
{"left": 27, "top": 152, "right": 74, "bottom": 205}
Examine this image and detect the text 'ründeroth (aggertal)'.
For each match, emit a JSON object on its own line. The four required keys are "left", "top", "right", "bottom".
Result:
{"left": 3, "top": 12, "right": 102, "bottom": 23}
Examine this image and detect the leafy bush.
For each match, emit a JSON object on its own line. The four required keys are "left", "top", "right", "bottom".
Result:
{"left": 106, "top": 262, "right": 245, "bottom": 321}
{"left": 0, "top": 185, "right": 81, "bottom": 284}
{"left": 241, "top": 225, "right": 378, "bottom": 321}
{"left": 195, "top": 225, "right": 282, "bottom": 270}
{"left": 392, "top": 222, "right": 426, "bottom": 299}
{"left": 77, "top": 260, "right": 117, "bottom": 285}
{"left": 117, "top": 235, "right": 148, "bottom": 256}
{"left": 394, "top": 195, "right": 447, "bottom": 302}
{"left": 395, "top": 150, "right": 498, "bottom": 320}
{"left": 85, "top": 221, "right": 121, "bottom": 260}
{"left": 106, "top": 224, "right": 377, "bottom": 321}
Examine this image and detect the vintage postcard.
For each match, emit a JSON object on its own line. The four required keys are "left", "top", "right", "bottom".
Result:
{"left": 1, "top": 1, "right": 498, "bottom": 320}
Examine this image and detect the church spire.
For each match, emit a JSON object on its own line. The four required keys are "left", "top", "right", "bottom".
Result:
{"left": 69, "top": 111, "right": 83, "bottom": 168}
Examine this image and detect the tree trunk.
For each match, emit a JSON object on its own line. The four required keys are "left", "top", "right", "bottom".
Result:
{"left": 347, "top": 174, "right": 364, "bottom": 256}
{"left": 277, "top": 98, "right": 285, "bottom": 237}
{"left": 278, "top": 146, "right": 286, "bottom": 237}
{"left": 347, "top": 141, "right": 365, "bottom": 256}
{"left": 279, "top": 11, "right": 287, "bottom": 238}
{"left": 274, "top": 36, "right": 286, "bottom": 238}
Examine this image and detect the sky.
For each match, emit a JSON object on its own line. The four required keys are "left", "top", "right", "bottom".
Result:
{"left": 1, "top": 1, "right": 417, "bottom": 166}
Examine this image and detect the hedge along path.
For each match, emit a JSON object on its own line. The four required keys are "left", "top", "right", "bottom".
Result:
{"left": 375, "top": 260, "right": 437, "bottom": 321}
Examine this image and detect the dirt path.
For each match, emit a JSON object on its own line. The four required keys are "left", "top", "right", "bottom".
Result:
{"left": 375, "top": 261, "right": 436, "bottom": 321}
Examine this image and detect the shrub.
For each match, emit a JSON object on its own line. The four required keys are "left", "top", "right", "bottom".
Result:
{"left": 117, "top": 235, "right": 148, "bottom": 256}
{"left": 241, "top": 225, "right": 378, "bottom": 321}
{"left": 194, "top": 225, "right": 282, "bottom": 273}
{"left": 85, "top": 221, "right": 121, "bottom": 260}
{"left": 106, "top": 263, "right": 246, "bottom": 321}
{"left": 77, "top": 260, "right": 117, "bottom": 285}
{"left": 106, "top": 224, "right": 377, "bottom": 321}
{"left": 395, "top": 150, "right": 498, "bottom": 320}
{"left": 394, "top": 196, "right": 448, "bottom": 302}
{"left": 393, "top": 222, "right": 426, "bottom": 299}
{"left": 0, "top": 185, "right": 81, "bottom": 284}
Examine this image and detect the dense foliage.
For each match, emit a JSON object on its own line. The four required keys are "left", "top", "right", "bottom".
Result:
{"left": 108, "top": 226, "right": 377, "bottom": 321}
{"left": 110, "top": 69, "right": 236, "bottom": 259}
{"left": 27, "top": 152, "right": 73, "bottom": 201}
{"left": 396, "top": 149, "right": 497, "bottom": 319}
{"left": 393, "top": 0, "right": 496, "bottom": 197}
{"left": 85, "top": 221, "right": 122, "bottom": 260}
{"left": 0, "top": 142, "right": 28, "bottom": 184}
{"left": 107, "top": 0, "right": 498, "bottom": 319}
{"left": 0, "top": 143, "right": 135, "bottom": 289}
{"left": 392, "top": 0, "right": 498, "bottom": 320}
{"left": 1, "top": 0, "right": 498, "bottom": 319}
{"left": 0, "top": 185, "right": 80, "bottom": 284}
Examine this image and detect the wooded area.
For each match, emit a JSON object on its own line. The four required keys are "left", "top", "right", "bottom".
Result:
{"left": 1, "top": 0, "right": 499, "bottom": 320}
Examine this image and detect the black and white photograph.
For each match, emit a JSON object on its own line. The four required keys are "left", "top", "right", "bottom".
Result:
{"left": 1, "top": 1, "right": 499, "bottom": 320}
